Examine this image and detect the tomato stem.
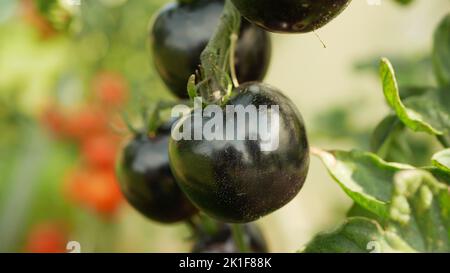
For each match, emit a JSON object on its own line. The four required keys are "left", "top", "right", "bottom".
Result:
{"left": 198, "top": 0, "right": 241, "bottom": 104}
{"left": 146, "top": 103, "right": 161, "bottom": 135}
{"left": 229, "top": 33, "right": 240, "bottom": 87}
{"left": 231, "top": 224, "right": 250, "bottom": 253}
{"left": 146, "top": 100, "right": 192, "bottom": 134}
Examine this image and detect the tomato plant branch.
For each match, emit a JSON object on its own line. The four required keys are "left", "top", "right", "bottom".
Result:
{"left": 231, "top": 224, "right": 250, "bottom": 253}
{"left": 198, "top": 0, "right": 241, "bottom": 104}
{"left": 229, "top": 33, "right": 239, "bottom": 87}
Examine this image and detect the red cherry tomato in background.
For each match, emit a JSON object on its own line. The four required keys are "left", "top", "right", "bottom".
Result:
{"left": 64, "top": 168, "right": 123, "bottom": 218}
{"left": 81, "top": 135, "right": 119, "bottom": 170}
{"left": 25, "top": 223, "right": 67, "bottom": 253}
{"left": 92, "top": 72, "right": 128, "bottom": 108}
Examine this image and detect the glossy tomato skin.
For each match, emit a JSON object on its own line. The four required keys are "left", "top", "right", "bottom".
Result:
{"left": 117, "top": 122, "right": 198, "bottom": 223}
{"left": 169, "top": 82, "right": 310, "bottom": 223}
{"left": 150, "top": 0, "right": 271, "bottom": 99}
{"left": 231, "top": 0, "right": 351, "bottom": 33}
{"left": 192, "top": 224, "right": 267, "bottom": 253}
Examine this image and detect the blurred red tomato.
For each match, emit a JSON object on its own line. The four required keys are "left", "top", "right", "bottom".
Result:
{"left": 93, "top": 72, "right": 128, "bottom": 108}
{"left": 40, "top": 75, "right": 126, "bottom": 220}
{"left": 64, "top": 168, "right": 123, "bottom": 217}
{"left": 25, "top": 223, "right": 67, "bottom": 253}
{"left": 20, "top": 0, "right": 56, "bottom": 39}
{"left": 81, "top": 135, "right": 119, "bottom": 170}
{"left": 41, "top": 105, "right": 109, "bottom": 142}
{"left": 63, "top": 106, "right": 109, "bottom": 142}
{"left": 41, "top": 105, "right": 67, "bottom": 138}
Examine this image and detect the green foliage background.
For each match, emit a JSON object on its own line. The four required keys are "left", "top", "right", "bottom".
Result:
{"left": 0, "top": 0, "right": 448, "bottom": 253}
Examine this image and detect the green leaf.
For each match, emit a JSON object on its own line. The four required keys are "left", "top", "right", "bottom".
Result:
{"left": 370, "top": 115, "right": 437, "bottom": 166}
{"left": 302, "top": 217, "right": 412, "bottom": 253}
{"left": 387, "top": 170, "right": 450, "bottom": 252}
{"left": 380, "top": 58, "right": 444, "bottom": 135}
{"left": 433, "top": 13, "right": 450, "bottom": 87}
{"left": 347, "top": 203, "right": 385, "bottom": 224}
{"left": 371, "top": 86, "right": 436, "bottom": 161}
{"left": 403, "top": 90, "right": 450, "bottom": 136}
{"left": 312, "top": 148, "right": 413, "bottom": 219}
{"left": 432, "top": 149, "right": 450, "bottom": 173}
{"left": 371, "top": 124, "right": 436, "bottom": 166}
{"left": 303, "top": 170, "right": 450, "bottom": 252}
{"left": 398, "top": 86, "right": 433, "bottom": 100}
{"left": 380, "top": 58, "right": 450, "bottom": 145}
{"left": 370, "top": 115, "right": 404, "bottom": 157}
{"left": 425, "top": 167, "right": 450, "bottom": 186}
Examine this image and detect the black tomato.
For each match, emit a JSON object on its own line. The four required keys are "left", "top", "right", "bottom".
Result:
{"left": 150, "top": 0, "right": 271, "bottom": 99}
{"left": 116, "top": 120, "right": 198, "bottom": 223}
{"left": 231, "top": 0, "right": 352, "bottom": 33}
{"left": 192, "top": 224, "right": 268, "bottom": 253}
{"left": 169, "top": 82, "right": 310, "bottom": 223}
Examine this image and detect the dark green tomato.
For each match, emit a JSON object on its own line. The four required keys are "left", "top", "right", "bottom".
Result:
{"left": 150, "top": 0, "right": 271, "bottom": 99}
{"left": 231, "top": 0, "right": 352, "bottom": 33}
{"left": 169, "top": 82, "right": 310, "bottom": 223}
{"left": 116, "top": 122, "right": 198, "bottom": 223}
{"left": 192, "top": 224, "right": 267, "bottom": 253}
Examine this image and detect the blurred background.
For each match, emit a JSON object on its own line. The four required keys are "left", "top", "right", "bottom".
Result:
{"left": 0, "top": 0, "right": 448, "bottom": 253}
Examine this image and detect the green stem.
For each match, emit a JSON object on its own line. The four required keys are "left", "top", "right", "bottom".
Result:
{"left": 198, "top": 0, "right": 241, "bottom": 104}
{"left": 146, "top": 100, "right": 192, "bottom": 134}
{"left": 229, "top": 32, "right": 239, "bottom": 87}
{"left": 147, "top": 103, "right": 161, "bottom": 134}
{"left": 231, "top": 224, "right": 250, "bottom": 253}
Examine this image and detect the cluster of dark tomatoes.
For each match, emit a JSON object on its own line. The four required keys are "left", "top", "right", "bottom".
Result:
{"left": 116, "top": 0, "right": 351, "bottom": 252}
